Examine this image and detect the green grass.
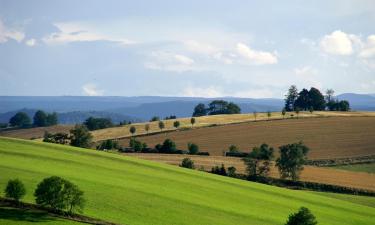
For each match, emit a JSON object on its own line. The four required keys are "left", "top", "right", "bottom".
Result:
{"left": 332, "top": 163, "right": 375, "bottom": 173}
{"left": 0, "top": 137, "right": 374, "bottom": 225}
{"left": 313, "top": 192, "right": 375, "bottom": 208}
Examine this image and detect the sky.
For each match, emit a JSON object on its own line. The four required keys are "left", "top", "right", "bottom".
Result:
{"left": 0, "top": 0, "right": 374, "bottom": 98}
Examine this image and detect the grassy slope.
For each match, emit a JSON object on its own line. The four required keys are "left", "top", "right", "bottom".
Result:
{"left": 0, "top": 137, "right": 374, "bottom": 225}
{"left": 332, "top": 163, "right": 375, "bottom": 173}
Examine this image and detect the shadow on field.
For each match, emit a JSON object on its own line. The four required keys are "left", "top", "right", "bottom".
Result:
{"left": 0, "top": 206, "right": 56, "bottom": 223}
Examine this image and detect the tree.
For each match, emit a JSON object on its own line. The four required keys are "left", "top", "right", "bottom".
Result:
{"left": 70, "top": 125, "right": 93, "bottom": 148}
{"left": 180, "top": 158, "right": 195, "bottom": 169}
{"left": 9, "top": 112, "right": 31, "bottom": 128}
{"left": 193, "top": 103, "right": 207, "bottom": 117}
{"left": 5, "top": 179, "right": 26, "bottom": 201}
{"left": 267, "top": 111, "right": 271, "bottom": 120}
{"left": 150, "top": 116, "right": 160, "bottom": 122}
{"left": 158, "top": 121, "right": 165, "bottom": 131}
{"left": 173, "top": 121, "right": 180, "bottom": 129}
{"left": 227, "top": 102, "right": 241, "bottom": 114}
{"left": 129, "top": 126, "right": 136, "bottom": 136}
{"left": 97, "top": 139, "right": 118, "bottom": 150}
{"left": 338, "top": 100, "right": 350, "bottom": 111}
{"left": 211, "top": 164, "right": 227, "bottom": 176}
{"left": 284, "top": 85, "right": 298, "bottom": 111}
{"left": 228, "top": 145, "right": 239, "bottom": 153}
{"left": 43, "top": 132, "right": 70, "bottom": 144}
{"left": 46, "top": 112, "right": 58, "bottom": 126}
{"left": 129, "top": 138, "right": 147, "bottom": 152}
{"left": 325, "top": 89, "right": 334, "bottom": 103}
{"left": 295, "top": 107, "right": 300, "bottom": 118}
{"left": 253, "top": 111, "right": 258, "bottom": 121}
{"left": 282, "top": 108, "right": 286, "bottom": 119}
{"left": 145, "top": 124, "right": 150, "bottom": 134}
{"left": 156, "top": 139, "right": 177, "bottom": 153}
{"left": 190, "top": 117, "right": 196, "bottom": 127}
{"left": 295, "top": 89, "right": 310, "bottom": 110}
{"left": 309, "top": 106, "right": 314, "bottom": 114}
{"left": 243, "top": 143, "right": 274, "bottom": 178}
{"left": 33, "top": 110, "right": 48, "bottom": 127}
{"left": 227, "top": 166, "right": 236, "bottom": 177}
{"left": 285, "top": 207, "right": 317, "bottom": 225}
{"left": 207, "top": 100, "right": 241, "bottom": 115}
{"left": 188, "top": 142, "right": 199, "bottom": 155}
{"left": 34, "top": 176, "right": 85, "bottom": 213}
{"left": 276, "top": 142, "right": 310, "bottom": 181}
{"left": 83, "top": 117, "right": 113, "bottom": 131}
{"left": 309, "top": 87, "right": 326, "bottom": 111}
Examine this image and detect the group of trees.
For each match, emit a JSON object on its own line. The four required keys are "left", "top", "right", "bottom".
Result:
{"left": 285, "top": 85, "right": 350, "bottom": 112}
{"left": 43, "top": 124, "right": 93, "bottom": 149}
{"left": 193, "top": 100, "right": 241, "bottom": 117}
{"left": 8, "top": 110, "right": 58, "bottom": 128}
{"left": 3, "top": 176, "right": 85, "bottom": 214}
{"left": 83, "top": 117, "right": 113, "bottom": 131}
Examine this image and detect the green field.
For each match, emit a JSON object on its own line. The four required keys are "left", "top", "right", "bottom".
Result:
{"left": 332, "top": 163, "right": 375, "bottom": 173}
{"left": 0, "top": 137, "right": 374, "bottom": 225}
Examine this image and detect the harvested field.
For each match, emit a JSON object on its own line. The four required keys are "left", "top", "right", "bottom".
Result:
{"left": 126, "top": 153, "right": 375, "bottom": 191}
{"left": 119, "top": 117, "right": 375, "bottom": 159}
{"left": 91, "top": 111, "right": 375, "bottom": 141}
{"left": 0, "top": 125, "right": 73, "bottom": 140}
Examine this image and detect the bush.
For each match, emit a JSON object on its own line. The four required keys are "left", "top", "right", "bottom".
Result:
{"left": 180, "top": 158, "right": 195, "bottom": 169}
{"left": 34, "top": 176, "right": 85, "bottom": 213}
{"left": 187, "top": 142, "right": 199, "bottom": 155}
{"left": 83, "top": 117, "right": 113, "bottom": 131}
{"left": 97, "top": 139, "right": 119, "bottom": 150}
{"left": 285, "top": 207, "right": 317, "bottom": 225}
{"left": 70, "top": 125, "right": 93, "bottom": 148}
{"left": 150, "top": 116, "right": 160, "bottom": 122}
{"left": 4, "top": 179, "right": 26, "bottom": 201}
{"left": 156, "top": 139, "right": 177, "bottom": 153}
{"left": 211, "top": 164, "right": 227, "bottom": 176}
{"left": 227, "top": 166, "right": 236, "bottom": 177}
{"left": 228, "top": 145, "right": 239, "bottom": 153}
{"left": 43, "top": 132, "right": 70, "bottom": 144}
{"left": 129, "top": 138, "right": 147, "bottom": 152}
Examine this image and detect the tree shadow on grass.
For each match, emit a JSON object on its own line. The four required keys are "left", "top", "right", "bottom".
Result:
{"left": 0, "top": 206, "right": 57, "bottom": 223}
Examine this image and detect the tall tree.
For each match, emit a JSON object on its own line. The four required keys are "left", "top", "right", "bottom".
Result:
{"left": 46, "top": 112, "right": 58, "bottom": 126}
{"left": 190, "top": 117, "right": 196, "bottom": 127}
{"left": 308, "top": 87, "right": 326, "bottom": 110}
{"left": 294, "top": 89, "right": 310, "bottom": 110}
{"left": 325, "top": 89, "right": 335, "bottom": 103}
{"left": 243, "top": 143, "right": 274, "bottom": 178}
{"left": 192, "top": 103, "right": 207, "bottom": 117}
{"left": 158, "top": 121, "right": 165, "bottom": 131}
{"left": 284, "top": 85, "right": 298, "bottom": 111}
{"left": 9, "top": 112, "right": 31, "bottom": 128}
{"left": 33, "top": 110, "right": 48, "bottom": 127}
{"left": 276, "top": 142, "right": 309, "bottom": 181}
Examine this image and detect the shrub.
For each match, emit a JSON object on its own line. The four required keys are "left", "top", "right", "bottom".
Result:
{"left": 43, "top": 132, "right": 70, "bottom": 144}
{"left": 228, "top": 145, "right": 239, "bottom": 153}
{"left": 83, "top": 117, "right": 113, "bottom": 131}
{"left": 70, "top": 125, "right": 93, "bottom": 148}
{"left": 173, "top": 120, "right": 180, "bottom": 129}
{"left": 227, "top": 166, "right": 237, "bottom": 177}
{"left": 34, "top": 176, "right": 85, "bottom": 213}
{"left": 129, "top": 138, "right": 147, "bottom": 152}
{"left": 276, "top": 142, "right": 309, "bottom": 181}
{"left": 97, "top": 139, "right": 119, "bottom": 150}
{"left": 285, "top": 207, "right": 317, "bottom": 225}
{"left": 156, "top": 139, "right": 177, "bottom": 153}
{"left": 5, "top": 179, "right": 26, "bottom": 201}
{"left": 187, "top": 142, "right": 199, "bottom": 155}
{"left": 211, "top": 164, "right": 227, "bottom": 176}
{"left": 180, "top": 158, "right": 195, "bottom": 169}
{"left": 150, "top": 116, "right": 160, "bottom": 122}
{"left": 129, "top": 126, "right": 136, "bottom": 135}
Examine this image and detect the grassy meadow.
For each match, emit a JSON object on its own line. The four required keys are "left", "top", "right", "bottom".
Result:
{"left": 332, "top": 163, "right": 375, "bottom": 173}
{"left": 0, "top": 137, "right": 374, "bottom": 225}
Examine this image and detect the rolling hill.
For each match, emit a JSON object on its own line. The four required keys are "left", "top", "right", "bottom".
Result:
{"left": 0, "top": 137, "right": 374, "bottom": 225}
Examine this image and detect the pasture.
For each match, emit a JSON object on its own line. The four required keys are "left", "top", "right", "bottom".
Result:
{"left": 0, "top": 137, "right": 374, "bottom": 225}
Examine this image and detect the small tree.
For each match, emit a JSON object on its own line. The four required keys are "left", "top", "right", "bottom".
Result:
{"left": 228, "top": 145, "right": 239, "bottom": 153}
{"left": 156, "top": 139, "right": 177, "bottom": 153}
{"left": 180, "top": 158, "right": 195, "bottom": 169}
{"left": 150, "top": 116, "right": 160, "bottom": 122}
{"left": 276, "top": 142, "right": 309, "bottom": 181}
{"left": 282, "top": 108, "right": 286, "bottom": 119}
{"left": 227, "top": 166, "right": 236, "bottom": 177}
{"left": 158, "top": 121, "right": 165, "bottom": 131}
{"left": 173, "top": 121, "right": 180, "bottom": 129}
{"left": 190, "top": 117, "right": 196, "bottom": 127}
{"left": 129, "top": 126, "right": 136, "bottom": 136}
{"left": 295, "top": 107, "right": 300, "bottom": 119}
{"left": 267, "top": 111, "right": 271, "bottom": 120}
{"left": 188, "top": 142, "right": 199, "bottom": 155}
{"left": 145, "top": 124, "right": 150, "bottom": 134}
{"left": 285, "top": 207, "right": 317, "bottom": 225}
{"left": 70, "top": 125, "right": 93, "bottom": 148}
{"left": 5, "top": 179, "right": 26, "bottom": 201}
{"left": 243, "top": 143, "right": 274, "bottom": 178}
{"left": 253, "top": 111, "right": 258, "bottom": 121}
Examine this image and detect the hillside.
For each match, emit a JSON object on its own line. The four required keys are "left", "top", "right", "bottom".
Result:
{"left": 0, "top": 137, "right": 374, "bottom": 225}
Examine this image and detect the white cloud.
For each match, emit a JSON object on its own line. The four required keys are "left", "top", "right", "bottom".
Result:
{"left": 236, "top": 43, "right": 278, "bottom": 65}
{"left": 144, "top": 51, "right": 195, "bottom": 72}
{"left": 359, "top": 35, "right": 375, "bottom": 58}
{"left": 43, "top": 22, "right": 134, "bottom": 45}
{"left": 82, "top": 83, "right": 103, "bottom": 96}
{"left": 184, "top": 40, "right": 218, "bottom": 55}
{"left": 319, "top": 30, "right": 355, "bottom": 55}
{"left": 25, "top": 38, "right": 36, "bottom": 47}
{"left": 0, "top": 19, "right": 25, "bottom": 43}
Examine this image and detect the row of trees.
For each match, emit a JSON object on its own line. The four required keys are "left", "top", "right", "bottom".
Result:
{"left": 193, "top": 100, "right": 241, "bottom": 117}
{"left": 285, "top": 86, "right": 350, "bottom": 112}
{"left": 8, "top": 110, "right": 58, "bottom": 128}
{"left": 3, "top": 176, "right": 85, "bottom": 213}
{"left": 128, "top": 118, "right": 196, "bottom": 136}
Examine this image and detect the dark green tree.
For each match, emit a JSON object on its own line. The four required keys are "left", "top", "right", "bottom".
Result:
{"left": 173, "top": 121, "right": 180, "bottom": 129}
{"left": 83, "top": 117, "right": 113, "bottom": 131}
{"left": 294, "top": 89, "right": 310, "bottom": 110}
{"left": 190, "top": 117, "right": 196, "bottom": 127}
{"left": 5, "top": 179, "right": 26, "bottom": 201}
{"left": 228, "top": 145, "right": 239, "bottom": 153}
{"left": 158, "top": 121, "right": 165, "bottom": 131}
{"left": 267, "top": 111, "right": 271, "bottom": 120}
{"left": 156, "top": 139, "right": 177, "bottom": 153}
{"left": 33, "top": 110, "right": 48, "bottom": 127}
{"left": 187, "top": 142, "right": 199, "bottom": 155}
{"left": 150, "top": 116, "right": 160, "bottom": 122}
{"left": 253, "top": 111, "right": 258, "bottom": 121}
{"left": 192, "top": 103, "right": 207, "bottom": 117}
{"left": 282, "top": 108, "right": 286, "bottom": 119}
{"left": 129, "top": 126, "right": 136, "bottom": 135}
{"left": 70, "top": 125, "right": 93, "bottom": 148}
{"left": 338, "top": 100, "right": 350, "bottom": 111}
{"left": 284, "top": 85, "right": 299, "bottom": 111}
{"left": 9, "top": 112, "right": 31, "bottom": 128}
{"left": 97, "top": 139, "right": 118, "bottom": 150}
{"left": 276, "top": 142, "right": 309, "bottom": 181}
{"left": 180, "top": 158, "right": 195, "bottom": 169}
{"left": 46, "top": 112, "right": 58, "bottom": 126}
{"left": 227, "top": 166, "right": 236, "bottom": 177}
{"left": 243, "top": 143, "right": 274, "bottom": 178}
{"left": 285, "top": 207, "right": 318, "bottom": 225}
{"left": 308, "top": 87, "right": 326, "bottom": 110}
{"left": 227, "top": 102, "right": 241, "bottom": 114}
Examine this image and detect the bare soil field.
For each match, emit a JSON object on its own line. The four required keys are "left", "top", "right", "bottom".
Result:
{"left": 119, "top": 116, "right": 375, "bottom": 159}
{"left": 126, "top": 153, "right": 375, "bottom": 191}
{"left": 0, "top": 125, "right": 73, "bottom": 140}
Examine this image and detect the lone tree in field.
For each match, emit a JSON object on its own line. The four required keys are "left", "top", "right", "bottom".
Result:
{"left": 129, "top": 126, "right": 136, "bottom": 136}
{"left": 173, "top": 121, "right": 180, "bottom": 129}
{"left": 276, "top": 142, "right": 309, "bottom": 181}
{"left": 9, "top": 112, "right": 31, "bottom": 128}
{"left": 145, "top": 124, "right": 150, "bottom": 134}
{"left": 158, "top": 121, "right": 165, "bottom": 131}
{"left": 282, "top": 108, "right": 286, "bottom": 119}
{"left": 187, "top": 142, "right": 199, "bottom": 155}
{"left": 193, "top": 103, "right": 207, "bottom": 117}
{"left": 5, "top": 179, "right": 26, "bottom": 201}
{"left": 285, "top": 207, "right": 317, "bottom": 225}
{"left": 267, "top": 111, "right": 271, "bottom": 120}
{"left": 243, "top": 143, "right": 274, "bottom": 178}
{"left": 34, "top": 176, "right": 85, "bottom": 213}
{"left": 253, "top": 111, "right": 258, "bottom": 121}
{"left": 180, "top": 158, "right": 195, "bottom": 169}
{"left": 70, "top": 125, "right": 93, "bottom": 148}
{"left": 190, "top": 117, "right": 196, "bottom": 127}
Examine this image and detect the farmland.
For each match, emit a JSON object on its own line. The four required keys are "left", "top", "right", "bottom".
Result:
{"left": 0, "top": 125, "right": 73, "bottom": 140}
{"left": 0, "top": 137, "right": 374, "bottom": 225}
{"left": 332, "top": 163, "right": 375, "bottom": 173}
{"left": 119, "top": 116, "right": 375, "bottom": 159}
{"left": 126, "top": 153, "right": 375, "bottom": 191}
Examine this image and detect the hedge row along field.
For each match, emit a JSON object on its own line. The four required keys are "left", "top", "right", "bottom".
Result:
{"left": 0, "top": 137, "right": 374, "bottom": 225}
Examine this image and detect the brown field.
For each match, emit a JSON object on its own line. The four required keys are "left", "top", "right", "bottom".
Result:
{"left": 91, "top": 111, "right": 375, "bottom": 141}
{"left": 119, "top": 116, "right": 375, "bottom": 159}
{"left": 126, "top": 153, "right": 375, "bottom": 191}
{"left": 0, "top": 125, "right": 73, "bottom": 140}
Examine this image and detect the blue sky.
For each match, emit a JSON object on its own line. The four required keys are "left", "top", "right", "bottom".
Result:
{"left": 0, "top": 0, "right": 374, "bottom": 98}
